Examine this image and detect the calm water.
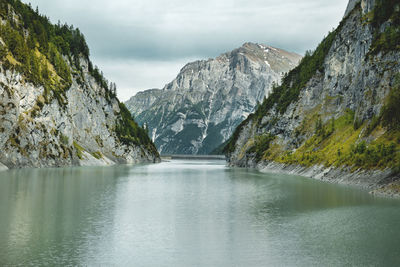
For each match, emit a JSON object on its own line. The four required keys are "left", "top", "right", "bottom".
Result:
{"left": 0, "top": 160, "right": 400, "bottom": 266}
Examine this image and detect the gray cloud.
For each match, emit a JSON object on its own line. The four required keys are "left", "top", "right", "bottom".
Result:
{"left": 23, "top": 0, "right": 349, "bottom": 100}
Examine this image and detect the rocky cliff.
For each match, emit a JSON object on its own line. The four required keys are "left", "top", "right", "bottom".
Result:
{"left": 126, "top": 43, "right": 301, "bottom": 155}
{"left": 225, "top": 0, "right": 400, "bottom": 195}
{"left": 0, "top": 0, "right": 159, "bottom": 169}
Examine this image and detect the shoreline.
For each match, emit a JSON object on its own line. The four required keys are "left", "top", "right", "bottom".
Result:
{"left": 0, "top": 156, "right": 160, "bottom": 172}
{"left": 0, "top": 162, "right": 8, "bottom": 172}
{"left": 229, "top": 159, "right": 400, "bottom": 198}
{"left": 161, "top": 155, "right": 226, "bottom": 160}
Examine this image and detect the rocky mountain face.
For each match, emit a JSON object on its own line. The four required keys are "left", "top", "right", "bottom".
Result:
{"left": 126, "top": 43, "right": 301, "bottom": 155}
{"left": 225, "top": 0, "right": 400, "bottom": 194}
{"left": 0, "top": 1, "right": 159, "bottom": 169}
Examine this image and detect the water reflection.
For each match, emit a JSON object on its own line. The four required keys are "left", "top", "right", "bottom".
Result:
{"left": 227, "top": 167, "right": 382, "bottom": 215}
{"left": 0, "top": 161, "right": 399, "bottom": 266}
{"left": 0, "top": 166, "right": 130, "bottom": 265}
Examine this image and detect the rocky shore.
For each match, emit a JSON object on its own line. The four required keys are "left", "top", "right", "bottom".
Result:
{"left": 228, "top": 158, "right": 400, "bottom": 198}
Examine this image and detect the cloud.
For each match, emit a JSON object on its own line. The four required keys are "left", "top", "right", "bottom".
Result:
{"left": 95, "top": 58, "right": 199, "bottom": 101}
{"left": 23, "top": 0, "right": 349, "bottom": 100}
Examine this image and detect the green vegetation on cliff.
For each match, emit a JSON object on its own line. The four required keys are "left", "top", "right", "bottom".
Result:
{"left": 225, "top": 1, "right": 400, "bottom": 173}
{"left": 0, "top": 0, "right": 116, "bottom": 102}
{"left": 254, "top": 28, "right": 338, "bottom": 117}
{"left": 369, "top": 0, "right": 400, "bottom": 54}
{"left": 382, "top": 74, "right": 400, "bottom": 129}
{"left": 223, "top": 20, "right": 342, "bottom": 155}
{"left": 264, "top": 110, "right": 400, "bottom": 171}
{"left": 257, "top": 74, "right": 400, "bottom": 172}
{"left": 0, "top": 0, "right": 157, "bottom": 154}
{"left": 248, "top": 134, "right": 275, "bottom": 161}
{"left": 116, "top": 103, "right": 159, "bottom": 156}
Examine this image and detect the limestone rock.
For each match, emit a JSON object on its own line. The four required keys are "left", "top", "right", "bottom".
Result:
{"left": 126, "top": 43, "right": 301, "bottom": 154}
{"left": 0, "top": 58, "right": 159, "bottom": 169}
{"left": 227, "top": 0, "right": 400, "bottom": 191}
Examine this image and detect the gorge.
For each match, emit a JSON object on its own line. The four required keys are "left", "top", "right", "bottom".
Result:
{"left": 125, "top": 43, "right": 301, "bottom": 155}
{"left": 1, "top": 0, "right": 400, "bottom": 265}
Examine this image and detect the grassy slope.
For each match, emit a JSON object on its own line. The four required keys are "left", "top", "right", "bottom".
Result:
{"left": 225, "top": 0, "right": 400, "bottom": 173}
{"left": 265, "top": 110, "right": 400, "bottom": 171}
{"left": 223, "top": 12, "right": 343, "bottom": 155}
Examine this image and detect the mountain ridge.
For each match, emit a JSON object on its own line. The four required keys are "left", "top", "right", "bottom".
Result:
{"left": 225, "top": 0, "right": 400, "bottom": 196}
{"left": 0, "top": 0, "right": 159, "bottom": 169}
{"left": 126, "top": 42, "right": 301, "bottom": 155}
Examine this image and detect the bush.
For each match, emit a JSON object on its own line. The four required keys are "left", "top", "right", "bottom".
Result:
{"left": 115, "top": 103, "right": 158, "bottom": 155}
{"left": 370, "top": 0, "right": 400, "bottom": 54}
{"left": 350, "top": 141, "right": 397, "bottom": 169}
{"left": 382, "top": 74, "right": 400, "bottom": 129}
{"left": 248, "top": 134, "right": 275, "bottom": 161}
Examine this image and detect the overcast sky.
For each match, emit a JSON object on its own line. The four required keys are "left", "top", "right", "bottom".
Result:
{"left": 22, "top": 0, "right": 349, "bottom": 101}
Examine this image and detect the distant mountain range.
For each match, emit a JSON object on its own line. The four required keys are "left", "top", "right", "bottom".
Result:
{"left": 125, "top": 43, "right": 301, "bottom": 155}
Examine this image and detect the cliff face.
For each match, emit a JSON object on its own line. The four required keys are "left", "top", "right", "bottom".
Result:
{"left": 126, "top": 43, "right": 301, "bottom": 155}
{"left": 0, "top": 1, "right": 159, "bottom": 169}
{"left": 344, "top": 0, "right": 375, "bottom": 17}
{"left": 226, "top": 0, "right": 400, "bottom": 192}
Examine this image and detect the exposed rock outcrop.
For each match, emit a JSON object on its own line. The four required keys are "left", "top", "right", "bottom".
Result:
{"left": 126, "top": 43, "right": 301, "bottom": 155}
{"left": 226, "top": 0, "right": 400, "bottom": 196}
{"left": 0, "top": 1, "right": 159, "bottom": 169}
{"left": 0, "top": 61, "right": 159, "bottom": 169}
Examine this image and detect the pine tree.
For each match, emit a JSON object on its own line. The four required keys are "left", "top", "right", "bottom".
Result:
{"left": 29, "top": 51, "right": 41, "bottom": 84}
{"left": 41, "top": 60, "right": 50, "bottom": 80}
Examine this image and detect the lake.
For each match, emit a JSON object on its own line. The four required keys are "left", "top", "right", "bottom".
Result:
{"left": 0, "top": 160, "right": 399, "bottom": 266}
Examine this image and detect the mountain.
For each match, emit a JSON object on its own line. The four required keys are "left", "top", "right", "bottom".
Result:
{"left": 125, "top": 43, "right": 301, "bottom": 155}
{"left": 225, "top": 0, "right": 400, "bottom": 196}
{"left": 0, "top": 0, "right": 159, "bottom": 169}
